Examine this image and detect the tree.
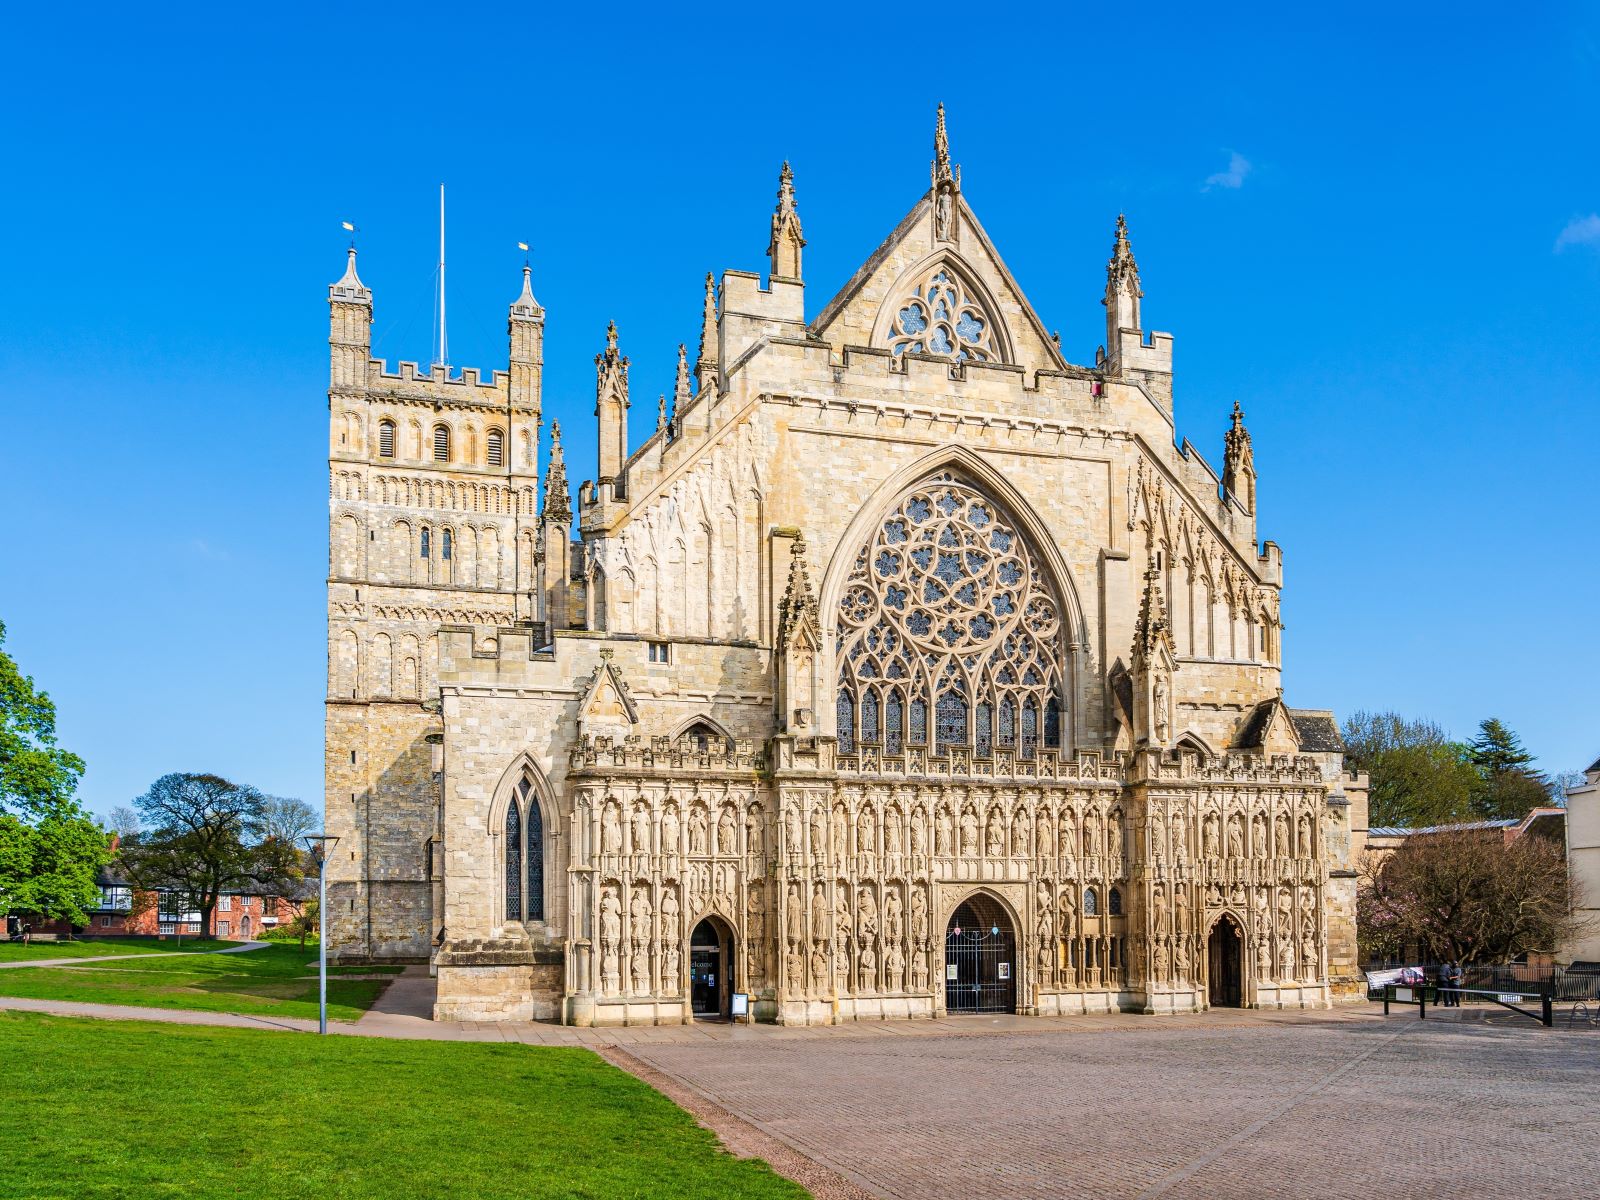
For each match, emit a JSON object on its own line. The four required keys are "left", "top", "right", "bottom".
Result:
{"left": 1357, "top": 829, "right": 1580, "bottom": 965}
{"left": 106, "top": 806, "right": 142, "bottom": 840}
{"left": 259, "top": 795, "right": 317, "bottom": 847}
{"left": 117, "top": 773, "right": 272, "bottom": 940}
{"left": 1340, "top": 711, "right": 1479, "bottom": 828}
{"left": 1467, "top": 718, "right": 1550, "bottom": 821}
{"left": 0, "top": 620, "right": 107, "bottom": 927}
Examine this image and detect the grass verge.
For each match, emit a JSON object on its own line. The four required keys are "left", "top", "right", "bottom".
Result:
{"left": 0, "top": 939, "right": 229, "bottom": 962}
{"left": 0, "top": 943, "right": 397, "bottom": 1021}
{"left": 0, "top": 1013, "right": 807, "bottom": 1199}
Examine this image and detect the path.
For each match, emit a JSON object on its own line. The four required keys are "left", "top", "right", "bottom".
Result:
{"left": 0, "top": 940, "right": 269, "bottom": 969}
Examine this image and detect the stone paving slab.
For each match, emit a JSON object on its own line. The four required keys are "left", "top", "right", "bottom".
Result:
{"left": 624, "top": 1017, "right": 1600, "bottom": 1199}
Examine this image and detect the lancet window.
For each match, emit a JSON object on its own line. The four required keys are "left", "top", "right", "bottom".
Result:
{"left": 836, "top": 472, "right": 1066, "bottom": 757}
{"left": 504, "top": 774, "right": 544, "bottom": 922}
{"left": 884, "top": 265, "right": 999, "bottom": 362}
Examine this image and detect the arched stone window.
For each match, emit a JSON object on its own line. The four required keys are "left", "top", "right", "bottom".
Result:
{"left": 1108, "top": 887, "right": 1123, "bottom": 917}
{"left": 433, "top": 424, "right": 451, "bottom": 462}
{"left": 487, "top": 427, "right": 504, "bottom": 468}
{"left": 883, "top": 263, "right": 999, "bottom": 362}
{"left": 505, "top": 773, "right": 545, "bottom": 923}
{"left": 378, "top": 419, "right": 396, "bottom": 459}
{"left": 836, "top": 472, "right": 1065, "bottom": 757}
{"left": 1084, "top": 887, "right": 1099, "bottom": 917}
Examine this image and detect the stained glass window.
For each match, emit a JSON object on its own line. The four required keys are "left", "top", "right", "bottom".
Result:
{"left": 1084, "top": 887, "right": 1098, "bottom": 917}
{"left": 505, "top": 801, "right": 522, "bottom": 921}
{"left": 885, "top": 266, "right": 1000, "bottom": 363}
{"left": 524, "top": 780, "right": 544, "bottom": 922}
{"left": 1108, "top": 887, "right": 1122, "bottom": 917}
{"left": 1045, "top": 698, "right": 1061, "bottom": 749}
{"left": 836, "top": 473, "right": 1065, "bottom": 759}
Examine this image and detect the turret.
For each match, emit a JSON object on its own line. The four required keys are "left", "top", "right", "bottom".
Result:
{"left": 508, "top": 264, "right": 545, "bottom": 441}
{"left": 1103, "top": 214, "right": 1142, "bottom": 353}
{"left": 594, "top": 321, "right": 630, "bottom": 497}
{"left": 1100, "top": 214, "right": 1174, "bottom": 410}
{"left": 328, "top": 246, "right": 371, "bottom": 392}
{"left": 768, "top": 161, "right": 805, "bottom": 281}
{"left": 1222, "top": 401, "right": 1256, "bottom": 515}
{"left": 540, "top": 421, "right": 573, "bottom": 628}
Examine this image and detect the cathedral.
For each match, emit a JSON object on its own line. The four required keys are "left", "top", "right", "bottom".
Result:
{"left": 325, "top": 108, "right": 1369, "bottom": 1025}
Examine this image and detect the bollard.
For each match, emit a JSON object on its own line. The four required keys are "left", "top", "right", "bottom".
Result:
{"left": 1542, "top": 993, "right": 1553, "bottom": 1028}
{"left": 1383, "top": 986, "right": 1390, "bottom": 1016}
{"left": 1419, "top": 988, "right": 1426, "bottom": 1019}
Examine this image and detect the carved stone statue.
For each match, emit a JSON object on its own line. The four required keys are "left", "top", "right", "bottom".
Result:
{"left": 1203, "top": 812, "right": 1220, "bottom": 858}
{"left": 911, "top": 887, "right": 928, "bottom": 943}
{"left": 811, "top": 943, "right": 828, "bottom": 990}
{"left": 601, "top": 804, "right": 622, "bottom": 854}
{"left": 809, "top": 804, "right": 827, "bottom": 861}
{"left": 1172, "top": 814, "right": 1187, "bottom": 862}
{"left": 1256, "top": 936, "right": 1272, "bottom": 980}
{"left": 832, "top": 805, "right": 847, "bottom": 859}
{"left": 689, "top": 806, "right": 708, "bottom": 855}
{"left": 661, "top": 806, "right": 680, "bottom": 855}
{"left": 1037, "top": 810, "right": 1054, "bottom": 858}
{"left": 785, "top": 804, "right": 802, "bottom": 853}
{"left": 1153, "top": 674, "right": 1170, "bottom": 742}
{"left": 886, "top": 809, "right": 903, "bottom": 857}
{"left": 1084, "top": 810, "right": 1102, "bottom": 857}
{"left": 858, "top": 942, "right": 877, "bottom": 991}
{"left": 1011, "top": 812, "right": 1029, "bottom": 857}
{"left": 717, "top": 806, "right": 737, "bottom": 856}
{"left": 935, "top": 190, "right": 953, "bottom": 242}
{"left": 885, "top": 941, "right": 905, "bottom": 991}
{"left": 911, "top": 806, "right": 928, "bottom": 856}
{"left": 885, "top": 888, "right": 904, "bottom": 943}
{"left": 662, "top": 940, "right": 680, "bottom": 995}
{"left": 599, "top": 887, "right": 622, "bottom": 993}
{"left": 857, "top": 887, "right": 879, "bottom": 940}
{"left": 936, "top": 806, "right": 952, "bottom": 855}
{"left": 985, "top": 810, "right": 1004, "bottom": 857}
{"left": 1274, "top": 812, "right": 1290, "bottom": 859}
{"left": 629, "top": 887, "right": 650, "bottom": 949}
{"left": 1251, "top": 812, "right": 1268, "bottom": 858}
{"left": 1109, "top": 815, "right": 1124, "bottom": 861}
{"left": 811, "top": 883, "right": 828, "bottom": 937}
{"left": 1227, "top": 813, "right": 1244, "bottom": 859}
{"left": 785, "top": 883, "right": 803, "bottom": 943}
{"left": 786, "top": 944, "right": 804, "bottom": 990}
{"left": 631, "top": 805, "right": 650, "bottom": 855}
{"left": 959, "top": 809, "right": 978, "bottom": 857}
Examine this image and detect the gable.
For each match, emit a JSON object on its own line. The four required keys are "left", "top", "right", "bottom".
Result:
{"left": 808, "top": 192, "right": 1066, "bottom": 376}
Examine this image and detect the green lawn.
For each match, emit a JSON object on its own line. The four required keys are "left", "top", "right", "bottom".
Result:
{"left": 0, "top": 943, "right": 400, "bottom": 1021}
{"left": 0, "top": 1013, "right": 806, "bottom": 1200}
{"left": 0, "top": 938, "right": 229, "bottom": 962}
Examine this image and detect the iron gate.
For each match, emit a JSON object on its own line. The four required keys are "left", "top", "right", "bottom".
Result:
{"left": 944, "top": 901, "right": 1016, "bottom": 1014}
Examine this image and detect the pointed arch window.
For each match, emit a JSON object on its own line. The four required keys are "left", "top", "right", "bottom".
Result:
{"left": 1108, "top": 887, "right": 1123, "bottom": 917}
{"left": 885, "top": 689, "right": 904, "bottom": 754}
{"left": 836, "top": 472, "right": 1065, "bottom": 762}
{"left": 1084, "top": 887, "right": 1099, "bottom": 917}
{"left": 884, "top": 264, "right": 1000, "bottom": 363}
{"left": 506, "top": 775, "right": 545, "bottom": 923}
{"left": 504, "top": 803, "right": 522, "bottom": 921}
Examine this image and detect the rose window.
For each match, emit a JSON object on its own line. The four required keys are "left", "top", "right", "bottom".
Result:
{"left": 836, "top": 473, "right": 1064, "bottom": 756}
{"left": 885, "top": 267, "right": 998, "bottom": 362}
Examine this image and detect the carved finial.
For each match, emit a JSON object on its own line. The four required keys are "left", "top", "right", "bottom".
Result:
{"left": 543, "top": 420, "right": 571, "bottom": 522}
{"left": 777, "top": 537, "right": 820, "bottom": 646}
{"left": 932, "top": 102, "right": 953, "bottom": 187}
{"left": 1132, "top": 536, "right": 1175, "bottom": 670}
{"left": 330, "top": 245, "right": 370, "bottom": 304}
{"left": 605, "top": 319, "right": 618, "bottom": 353}
{"left": 931, "top": 103, "right": 960, "bottom": 241}
{"left": 1223, "top": 401, "right": 1256, "bottom": 514}
{"left": 656, "top": 393, "right": 668, "bottom": 434}
{"left": 510, "top": 263, "right": 541, "bottom": 319}
{"left": 675, "top": 343, "right": 691, "bottom": 405}
{"left": 1106, "top": 214, "right": 1142, "bottom": 295}
{"left": 696, "top": 272, "right": 719, "bottom": 391}
{"left": 768, "top": 162, "right": 806, "bottom": 280}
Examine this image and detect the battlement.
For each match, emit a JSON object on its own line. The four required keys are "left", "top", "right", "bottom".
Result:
{"left": 369, "top": 358, "right": 512, "bottom": 397}
{"left": 569, "top": 732, "right": 767, "bottom": 776}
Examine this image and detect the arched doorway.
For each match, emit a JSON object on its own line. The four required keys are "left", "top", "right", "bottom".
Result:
{"left": 944, "top": 894, "right": 1017, "bottom": 1014}
{"left": 689, "top": 917, "right": 734, "bottom": 1020}
{"left": 1207, "top": 915, "right": 1243, "bottom": 1008}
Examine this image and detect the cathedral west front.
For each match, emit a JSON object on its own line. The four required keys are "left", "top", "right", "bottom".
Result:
{"left": 324, "top": 108, "right": 1369, "bottom": 1025}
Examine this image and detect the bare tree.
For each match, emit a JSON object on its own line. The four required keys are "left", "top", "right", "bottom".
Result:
{"left": 1358, "top": 829, "right": 1583, "bottom": 964}
{"left": 106, "top": 806, "right": 141, "bottom": 840}
{"left": 259, "top": 795, "right": 317, "bottom": 846}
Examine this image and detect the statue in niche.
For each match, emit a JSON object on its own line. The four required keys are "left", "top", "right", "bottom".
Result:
{"left": 1109, "top": 814, "right": 1125, "bottom": 861}
{"left": 886, "top": 809, "right": 903, "bottom": 857}
{"left": 785, "top": 804, "right": 802, "bottom": 853}
{"left": 858, "top": 942, "right": 877, "bottom": 992}
{"left": 1298, "top": 813, "right": 1314, "bottom": 858}
{"left": 1084, "top": 810, "right": 1102, "bottom": 857}
{"left": 834, "top": 890, "right": 852, "bottom": 978}
{"left": 1058, "top": 888, "right": 1076, "bottom": 937}
{"left": 1152, "top": 884, "right": 1169, "bottom": 933}
{"left": 1059, "top": 813, "right": 1075, "bottom": 859}
{"left": 986, "top": 810, "right": 1004, "bottom": 857}
{"left": 832, "top": 805, "right": 847, "bottom": 860}
{"left": 785, "top": 883, "right": 803, "bottom": 943}
{"left": 811, "top": 942, "right": 828, "bottom": 990}
{"left": 786, "top": 944, "right": 804, "bottom": 990}
{"left": 689, "top": 806, "right": 708, "bottom": 855}
{"left": 1274, "top": 812, "right": 1290, "bottom": 859}
{"left": 717, "top": 806, "right": 737, "bottom": 856}
{"left": 912, "top": 950, "right": 929, "bottom": 991}
{"left": 1227, "top": 813, "right": 1244, "bottom": 859}
{"left": 661, "top": 805, "right": 680, "bottom": 855}
{"left": 810, "top": 804, "right": 827, "bottom": 861}
{"left": 811, "top": 882, "right": 829, "bottom": 937}
{"left": 959, "top": 808, "right": 978, "bottom": 857}
{"left": 1300, "top": 934, "right": 1317, "bottom": 978}
{"left": 1251, "top": 812, "right": 1268, "bottom": 858}
{"left": 936, "top": 806, "right": 954, "bottom": 855}
{"left": 631, "top": 947, "right": 649, "bottom": 994}
{"left": 910, "top": 806, "right": 928, "bottom": 856}
{"left": 885, "top": 941, "right": 905, "bottom": 991}
{"left": 1277, "top": 938, "right": 1295, "bottom": 979}
{"left": 911, "top": 887, "right": 928, "bottom": 944}
{"left": 631, "top": 805, "right": 650, "bottom": 856}
{"left": 1037, "top": 810, "right": 1054, "bottom": 859}
{"left": 1174, "top": 884, "right": 1190, "bottom": 934}
{"left": 1175, "top": 937, "right": 1190, "bottom": 979}
{"left": 601, "top": 804, "right": 623, "bottom": 854}
{"left": 747, "top": 812, "right": 766, "bottom": 869}
{"left": 885, "top": 888, "right": 904, "bottom": 943}
{"left": 660, "top": 886, "right": 679, "bottom": 941}
{"left": 858, "top": 806, "right": 878, "bottom": 864}
{"left": 629, "top": 887, "right": 651, "bottom": 950}
{"left": 1256, "top": 935, "right": 1272, "bottom": 980}
{"left": 599, "top": 887, "right": 622, "bottom": 992}
{"left": 1203, "top": 812, "right": 1220, "bottom": 858}
{"left": 935, "top": 189, "right": 954, "bottom": 241}
{"left": 1153, "top": 939, "right": 1170, "bottom": 980}
{"left": 1012, "top": 812, "right": 1029, "bottom": 857}
{"left": 662, "top": 939, "right": 680, "bottom": 995}
{"left": 1172, "top": 814, "right": 1188, "bottom": 862}
{"left": 857, "top": 887, "right": 879, "bottom": 941}
{"left": 1153, "top": 674, "right": 1171, "bottom": 743}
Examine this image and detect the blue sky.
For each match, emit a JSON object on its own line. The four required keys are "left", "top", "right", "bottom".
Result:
{"left": 2, "top": 3, "right": 1596, "bottom": 820}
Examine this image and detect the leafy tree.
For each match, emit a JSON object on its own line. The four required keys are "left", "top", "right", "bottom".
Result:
{"left": 1467, "top": 718, "right": 1550, "bottom": 821}
{"left": 1340, "top": 711, "right": 1479, "bottom": 828}
{"left": 1357, "top": 828, "right": 1580, "bottom": 964}
{"left": 118, "top": 773, "right": 279, "bottom": 940}
{"left": 0, "top": 620, "right": 107, "bottom": 927}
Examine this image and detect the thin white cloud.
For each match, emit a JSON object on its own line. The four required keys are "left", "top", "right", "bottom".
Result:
{"left": 1555, "top": 213, "right": 1600, "bottom": 252}
{"left": 1204, "top": 151, "right": 1252, "bottom": 192}
{"left": 186, "top": 538, "right": 231, "bottom": 561}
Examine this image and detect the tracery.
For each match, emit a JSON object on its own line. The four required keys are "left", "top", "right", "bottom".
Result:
{"left": 884, "top": 265, "right": 999, "bottom": 362}
{"left": 836, "top": 472, "right": 1064, "bottom": 756}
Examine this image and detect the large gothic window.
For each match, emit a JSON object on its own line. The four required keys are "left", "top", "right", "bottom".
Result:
{"left": 836, "top": 472, "right": 1065, "bottom": 757}
{"left": 505, "top": 775, "right": 545, "bottom": 922}
{"left": 884, "top": 265, "right": 999, "bottom": 362}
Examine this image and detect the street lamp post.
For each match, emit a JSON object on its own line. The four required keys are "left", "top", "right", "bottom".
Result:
{"left": 302, "top": 833, "right": 340, "bottom": 1035}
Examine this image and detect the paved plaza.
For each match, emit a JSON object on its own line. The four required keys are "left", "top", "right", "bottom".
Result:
{"left": 623, "top": 1014, "right": 1600, "bottom": 1199}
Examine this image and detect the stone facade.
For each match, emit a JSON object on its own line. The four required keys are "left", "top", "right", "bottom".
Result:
{"left": 326, "top": 109, "right": 1368, "bottom": 1023}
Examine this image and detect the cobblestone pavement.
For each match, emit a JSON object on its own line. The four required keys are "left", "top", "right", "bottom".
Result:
{"left": 625, "top": 1015, "right": 1600, "bottom": 1199}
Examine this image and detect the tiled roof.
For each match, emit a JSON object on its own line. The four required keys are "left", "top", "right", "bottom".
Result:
{"left": 1289, "top": 709, "right": 1343, "bottom": 753}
